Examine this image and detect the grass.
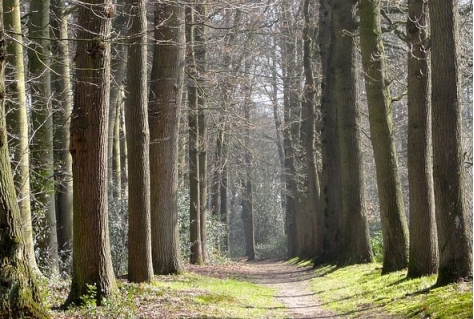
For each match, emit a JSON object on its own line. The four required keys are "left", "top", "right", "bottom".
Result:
{"left": 45, "top": 271, "right": 286, "bottom": 318}
{"left": 309, "top": 263, "right": 473, "bottom": 318}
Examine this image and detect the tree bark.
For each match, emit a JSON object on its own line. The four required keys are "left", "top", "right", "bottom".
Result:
{"left": 333, "top": 0, "right": 373, "bottom": 266}
{"left": 0, "top": 6, "right": 49, "bottom": 314}
{"left": 429, "top": 0, "right": 473, "bottom": 285}
{"left": 149, "top": 2, "right": 185, "bottom": 275}
{"left": 66, "top": 0, "right": 116, "bottom": 305}
{"left": 406, "top": 0, "right": 438, "bottom": 278}
{"left": 314, "top": 0, "right": 342, "bottom": 265}
{"left": 3, "top": 0, "right": 39, "bottom": 274}
{"left": 51, "top": 0, "right": 73, "bottom": 266}
{"left": 28, "top": 0, "right": 59, "bottom": 274}
{"left": 125, "top": 0, "right": 153, "bottom": 283}
{"left": 300, "top": 0, "right": 320, "bottom": 260}
{"left": 359, "top": 0, "right": 409, "bottom": 273}
{"left": 186, "top": 3, "right": 203, "bottom": 265}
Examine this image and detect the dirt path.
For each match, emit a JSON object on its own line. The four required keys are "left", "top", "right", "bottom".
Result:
{"left": 243, "top": 260, "right": 337, "bottom": 319}
{"left": 188, "top": 259, "right": 337, "bottom": 318}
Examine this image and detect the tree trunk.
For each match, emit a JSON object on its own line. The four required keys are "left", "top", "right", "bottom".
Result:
{"left": 314, "top": 0, "right": 342, "bottom": 266}
{"left": 241, "top": 64, "right": 256, "bottom": 261}
{"left": 149, "top": 2, "right": 185, "bottom": 275}
{"left": 28, "top": 0, "right": 59, "bottom": 274}
{"left": 51, "top": 0, "right": 73, "bottom": 266}
{"left": 112, "top": 95, "right": 122, "bottom": 199}
{"left": 429, "top": 0, "right": 473, "bottom": 285}
{"left": 186, "top": 3, "right": 203, "bottom": 265}
{"left": 333, "top": 0, "right": 373, "bottom": 266}
{"left": 301, "top": 0, "right": 321, "bottom": 260}
{"left": 108, "top": 0, "right": 127, "bottom": 179}
{"left": 196, "top": 3, "right": 209, "bottom": 263}
{"left": 280, "top": 6, "right": 300, "bottom": 258}
{"left": 3, "top": 0, "right": 39, "bottom": 274}
{"left": 406, "top": 0, "right": 438, "bottom": 278}
{"left": 65, "top": 0, "right": 116, "bottom": 305}
{"left": 359, "top": 0, "right": 409, "bottom": 274}
{"left": 0, "top": 7, "right": 49, "bottom": 315}
{"left": 125, "top": 0, "right": 153, "bottom": 283}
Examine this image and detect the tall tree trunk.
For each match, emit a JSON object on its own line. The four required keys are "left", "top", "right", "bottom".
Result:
{"left": 333, "top": 0, "right": 373, "bottom": 266}
{"left": 301, "top": 0, "right": 321, "bottom": 260}
{"left": 3, "top": 0, "right": 39, "bottom": 274}
{"left": 149, "top": 2, "right": 185, "bottom": 275}
{"left": 28, "top": 0, "right": 59, "bottom": 274}
{"left": 108, "top": 0, "right": 127, "bottom": 180}
{"left": 314, "top": 0, "right": 342, "bottom": 265}
{"left": 429, "top": 0, "right": 473, "bottom": 285}
{"left": 406, "top": 0, "right": 438, "bottom": 278}
{"left": 0, "top": 7, "right": 49, "bottom": 315}
{"left": 280, "top": 6, "right": 300, "bottom": 258}
{"left": 66, "top": 0, "right": 116, "bottom": 305}
{"left": 196, "top": 2, "right": 209, "bottom": 263}
{"left": 186, "top": 3, "right": 203, "bottom": 265}
{"left": 51, "top": 0, "right": 73, "bottom": 266}
{"left": 125, "top": 0, "right": 153, "bottom": 283}
{"left": 241, "top": 78, "right": 255, "bottom": 261}
{"left": 359, "top": 0, "right": 409, "bottom": 274}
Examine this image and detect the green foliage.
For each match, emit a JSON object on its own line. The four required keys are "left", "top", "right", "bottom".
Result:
{"left": 370, "top": 230, "right": 383, "bottom": 263}
{"left": 310, "top": 263, "right": 473, "bottom": 318}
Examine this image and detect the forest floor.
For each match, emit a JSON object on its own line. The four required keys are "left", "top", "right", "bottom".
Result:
{"left": 188, "top": 259, "right": 338, "bottom": 318}
{"left": 50, "top": 259, "right": 470, "bottom": 318}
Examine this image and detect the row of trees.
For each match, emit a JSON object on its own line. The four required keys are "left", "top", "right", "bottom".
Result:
{"left": 0, "top": 0, "right": 471, "bottom": 316}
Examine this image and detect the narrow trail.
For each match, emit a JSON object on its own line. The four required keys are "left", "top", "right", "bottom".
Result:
{"left": 189, "top": 259, "right": 337, "bottom": 318}
{"left": 244, "top": 260, "right": 337, "bottom": 319}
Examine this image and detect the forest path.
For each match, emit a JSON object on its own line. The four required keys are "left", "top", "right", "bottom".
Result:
{"left": 188, "top": 259, "right": 337, "bottom": 318}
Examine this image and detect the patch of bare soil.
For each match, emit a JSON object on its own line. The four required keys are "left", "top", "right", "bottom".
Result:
{"left": 188, "top": 259, "right": 337, "bottom": 318}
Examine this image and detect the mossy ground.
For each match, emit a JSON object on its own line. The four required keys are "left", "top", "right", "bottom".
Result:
{"left": 45, "top": 269, "right": 285, "bottom": 318}
{"left": 309, "top": 262, "right": 472, "bottom": 318}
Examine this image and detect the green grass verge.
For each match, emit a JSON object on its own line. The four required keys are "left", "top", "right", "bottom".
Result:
{"left": 310, "top": 263, "right": 472, "bottom": 318}
{"left": 152, "top": 272, "right": 286, "bottom": 318}
{"left": 46, "top": 272, "right": 286, "bottom": 318}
